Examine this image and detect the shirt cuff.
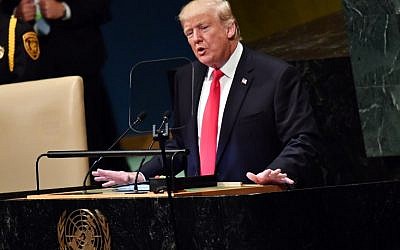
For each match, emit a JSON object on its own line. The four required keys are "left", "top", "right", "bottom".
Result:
{"left": 138, "top": 172, "right": 146, "bottom": 182}
{"left": 127, "top": 172, "right": 146, "bottom": 184}
{"left": 61, "top": 2, "right": 71, "bottom": 20}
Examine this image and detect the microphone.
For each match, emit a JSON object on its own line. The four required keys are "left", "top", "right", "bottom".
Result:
{"left": 93, "top": 111, "right": 146, "bottom": 164}
{"left": 133, "top": 111, "right": 171, "bottom": 192}
{"left": 82, "top": 111, "right": 146, "bottom": 191}
{"left": 132, "top": 111, "right": 147, "bottom": 127}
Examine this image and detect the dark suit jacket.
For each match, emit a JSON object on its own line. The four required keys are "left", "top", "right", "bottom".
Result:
{"left": 142, "top": 47, "right": 322, "bottom": 187}
{"left": 1, "top": 0, "right": 110, "bottom": 77}
{"left": 0, "top": 14, "right": 40, "bottom": 84}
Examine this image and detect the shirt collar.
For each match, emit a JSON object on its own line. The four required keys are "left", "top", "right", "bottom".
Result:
{"left": 206, "top": 42, "right": 243, "bottom": 80}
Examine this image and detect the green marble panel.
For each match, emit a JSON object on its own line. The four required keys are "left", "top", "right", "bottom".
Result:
{"left": 343, "top": 0, "right": 400, "bottom": 15}
{"left": 344, "top": 0, "right": 400, "bottom": 156}
{"left": 356, "top": 86, "right": 400, "bottom": 156}
{"left": 345, "top": 15, "right": 400, "bottom": 88}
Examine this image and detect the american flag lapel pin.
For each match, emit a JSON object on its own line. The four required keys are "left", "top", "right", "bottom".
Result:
{"left": 241, "top": 78, "right": 248, "bottom": 85}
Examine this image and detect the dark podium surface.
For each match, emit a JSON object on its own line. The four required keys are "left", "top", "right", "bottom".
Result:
{"left": 1, "top": 181, "right": 400, "bottom": 250}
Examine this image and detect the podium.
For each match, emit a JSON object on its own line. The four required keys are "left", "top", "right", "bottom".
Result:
{"left": 1, "top": 181, "right": 400, "bottom": 249}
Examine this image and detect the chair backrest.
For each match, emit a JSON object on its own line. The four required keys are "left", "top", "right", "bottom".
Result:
{"left": 0, "top": 76, "right": 88, "bottom": 193}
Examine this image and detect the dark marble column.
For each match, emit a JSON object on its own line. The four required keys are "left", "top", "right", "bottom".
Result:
{"left": 343, "top": 0, "right": 400, "bottom": 157}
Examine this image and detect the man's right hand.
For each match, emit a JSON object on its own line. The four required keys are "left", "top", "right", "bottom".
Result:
{"left": 15, "top": 0, "right": 36, "bottom": 22}
{"left": 92, "top": 168, "right": 145, "bottom": 187}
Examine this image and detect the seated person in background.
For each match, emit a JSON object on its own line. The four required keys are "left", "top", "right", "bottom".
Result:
{"left": 93, "top": 0, "right": 323, "bottom": 188}
{"left": 0, "top": 2, "right": 40, "bottom": 84}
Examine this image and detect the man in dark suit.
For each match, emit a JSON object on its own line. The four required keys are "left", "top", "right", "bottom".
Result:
{"left": 0, "top": 5, "right": 40, "bottom": 84}
{"left": 93, "top": 0, "right": 322, "bottom": 188}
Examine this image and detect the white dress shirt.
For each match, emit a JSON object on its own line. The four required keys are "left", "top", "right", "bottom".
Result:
{"left": 197, "top": 42, "right": 243, "bottom": 151}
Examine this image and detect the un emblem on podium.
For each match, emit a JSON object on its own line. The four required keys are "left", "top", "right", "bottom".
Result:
{"left": 57, "top": 209, "right": 111, "bottom": 250}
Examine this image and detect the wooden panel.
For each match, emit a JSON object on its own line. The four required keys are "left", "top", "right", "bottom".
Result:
{"left": 26, "top": 184, "right": 283, "bottom": 200}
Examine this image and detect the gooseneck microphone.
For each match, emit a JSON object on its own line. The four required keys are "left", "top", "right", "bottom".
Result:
{"left": 82, "top": 111, "right": 147, "bottom": 191}
{"left": 132, "top": 110, "right": 171, "bottom": 192}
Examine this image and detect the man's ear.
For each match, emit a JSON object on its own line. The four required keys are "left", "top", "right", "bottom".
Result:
{"left": 226, "top": 21, "right": 236, "bottom": 39}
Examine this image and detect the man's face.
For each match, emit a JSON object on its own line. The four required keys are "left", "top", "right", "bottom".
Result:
{"left": 182, "top": 12, "right": 235, "bottom": 68}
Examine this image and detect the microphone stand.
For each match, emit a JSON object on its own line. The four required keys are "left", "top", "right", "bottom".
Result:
{"left": 133, "top": 140, "right": 155, "bottom": 193}
{"left": 82, "top": 111, "right": 147, "bottom": 192}
{"left": 133, "top": 111, "right": 170, "bottom": 193}
{"left": 152, "top": 121, "right": 180, "bottom": 249}
{"left": 82, "top": 126, "right": 131, "bottom": 191}
{"left": 152, "top": 122, "right": 173, "bottom": 199}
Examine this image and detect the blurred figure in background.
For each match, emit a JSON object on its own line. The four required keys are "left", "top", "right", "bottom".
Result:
{"left": 1, "top": 0, "right": 129, "bottom": 172}
{"left": 0, "top": 0, "right": 40, "bottom": 84}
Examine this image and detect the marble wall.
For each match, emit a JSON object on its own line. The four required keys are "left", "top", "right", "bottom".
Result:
{"left": 343, "top": 0, "right": 400, "bottom": 157}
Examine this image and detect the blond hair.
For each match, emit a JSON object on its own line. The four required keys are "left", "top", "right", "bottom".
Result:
{"left": 178, "top": 0, "right": 241, "bottom": 40}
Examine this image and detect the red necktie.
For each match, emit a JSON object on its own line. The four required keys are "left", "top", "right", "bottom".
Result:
{"left": 200, "top": 69, "right": 224, "bottom": 175}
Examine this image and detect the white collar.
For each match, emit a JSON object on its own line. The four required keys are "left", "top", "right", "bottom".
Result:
{"left": 206, "top": 42, "right": 243, "bottom": 80}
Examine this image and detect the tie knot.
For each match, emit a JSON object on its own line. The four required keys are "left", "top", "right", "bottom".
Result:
{"left": 212, "top": 69, "right": 224, "bottom": 81}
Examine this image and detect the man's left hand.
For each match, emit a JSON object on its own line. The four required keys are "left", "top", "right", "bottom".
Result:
{"left": 246, "top": 168, "right": 294, "bottom": 185}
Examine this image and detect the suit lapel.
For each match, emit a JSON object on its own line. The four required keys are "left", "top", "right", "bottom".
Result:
{"left": 216, "top": 48, "right": 254, "bottom": 165}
